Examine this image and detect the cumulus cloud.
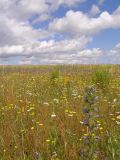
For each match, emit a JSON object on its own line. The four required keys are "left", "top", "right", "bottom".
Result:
{"left": 90, "top": 4, "right": 101, "bottom": 16}
{"left": 49, "top": 6, "right": 120, "bottom": 36}
{"left": 0, "top": 45, "right": 24, "bottom": 57}
{"left": 0, "top": 0, "right": 85, "bottom": 22}
{"left": 0, "top": 36, "right": 91, "bottom": 58}
{"left": 0, "top": 14, "right": 51, "bottom": 46}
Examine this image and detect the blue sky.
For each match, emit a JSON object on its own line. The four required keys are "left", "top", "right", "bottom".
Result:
{"left": 0, "top": 0, "right": 120, "bottom": 65}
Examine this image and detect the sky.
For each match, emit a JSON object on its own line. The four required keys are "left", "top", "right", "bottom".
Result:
{"left": 0, "top": 0, "right": 120, "bottom": 65}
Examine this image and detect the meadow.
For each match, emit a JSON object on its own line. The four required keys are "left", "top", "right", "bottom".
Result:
{"left": 0, "top": 65, "right": 120, "bottom": 160}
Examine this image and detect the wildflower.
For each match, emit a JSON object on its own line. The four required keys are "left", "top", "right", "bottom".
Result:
{"left": 65, "top": 109, "right": 69, "bottom": 113}
{"left": 68, "top": 114, "right": 73, "bottom": 117}
{"left": 72, "top": 93, "right": 77, "bottom": 96}
{"left": 31, "top": 127, "right": 35, "bottom": 130}
{"left": 109, "top": 113, "right": 114, "bottom": 116}
{"left": 82, "top": 107, "right": 90, "bottom": 113}
{"left": 43, "top": 102, "right": 49, "bottom": 106}
{"left": 46, "top": 139, "right": 50, "bottom": 143}
{"left": 92, "top": 133, "right": 95, "bottom": 137}
{"left": 99, "top": 127, "right": 103, "bottom": 130}
{"left": 112, "top": 118, "right": 116, "bottom": 121}
{"left": 116, "top": 121, "right": 120, "bottom": 125}
{"left": 27, "top": 107, "right": 35, "bottom": 112}
{"left": 36, "top": 121, "right": 39, "bottom": 124}
{"left": 53, "top": 99, "right": 59, "bottom": 104}
{"left": 116, "top": 111, "right": 120, "bottom": 114}
{"left": 97, "top": 121, "right": 100, "bottom": 123}
{"left": 113, "top": 98, "right": 117, "bottom": 103}
{"left": 30, "top": 112, "right": 35, "bottom": 116}
{"left": 80, "top": 121, "right": 84, "bottom": 124}
{"left": 51, "top": 151, "right": 58, "bottom": 160}
{"left": 82, "top": 136, "right": 89, "bottom": 144}
{"left": 72, "top": 111, "right": 76, "bottom": 114}
{"left": 83, "top": 118, "right": 89, "bottom": 125}
{"left": 14, "top": 146, "right": 18, "bottom": 149}
{"left": 116, "top": 115, "right": 120, "bottom": 119}
{"left": 39, "top": 123, "right": 44, "bottom": 126}
{"left": 51, "top": 113, "right": 56, "bottom": 118}
{"left": 34, "top": 152, "right": 42, "bottom": 160}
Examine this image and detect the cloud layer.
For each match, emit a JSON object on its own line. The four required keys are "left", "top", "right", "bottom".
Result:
{"left": 0, "top": 0, "right": 120, "bottom": 64}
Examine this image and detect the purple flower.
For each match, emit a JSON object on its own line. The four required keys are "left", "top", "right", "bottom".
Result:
{"left": 82, "top": 107, "right": 90, "bottom": 113}
{"left": 83, "top": 118, "right": 89, "bottom": 125}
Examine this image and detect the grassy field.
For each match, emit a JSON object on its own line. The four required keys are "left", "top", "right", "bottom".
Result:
{"left": 0, "top": 65, "right": 120, "bottom": 160}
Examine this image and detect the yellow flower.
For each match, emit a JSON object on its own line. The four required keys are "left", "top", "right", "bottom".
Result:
{"left": 65, "top": 109, "right": 69, "bottom": 113}
{"left": 36, "top": 121, "right": 39, "bottom": 124}
{"left": 97, "top": 121, "right": 100, "bottom": 123}
{"left": 68, "top": 114, "right": 73, "bottom": 117}
{"left": 30, "top": 112, "right": 35, "bottom": 116}
{"left": 92, "top": 133, "right": 95, "bottom": 137}
{"left": 31, "top": 127, "right": 34, "bottom": 130}
{"left": 116, "top": 115, "right": 120, "bottom": 119}
{"left": 46, "top": 139, "right": 50, "bottom": 143}
{"left": 39, "top": 123, "right": 44, "bottom": 126}
{"left": 112, "top": 118, "right": 115, "bottom": 121}
{"left": 72, "top": 111, "right": 76, "bottom": 114}
{"left": 99, "top": 127, "right": 103, "bottom": 130}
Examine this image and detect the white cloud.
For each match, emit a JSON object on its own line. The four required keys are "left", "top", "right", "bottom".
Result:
{"left": 0, "top": 36, "right": 91, "bottom": 58}
{"left": 0, "top": 14, "right": 51, "bottom": 46}
{"left": 49, "top": 6, "right": 120, "bottom": 36}
{"left": 76, "top": 48, "right": 102, "bottom": 57}
{"left": 109, "top": 43, "right": 120, "bottom": 61}
{"left": 0, "top": 0, "right": 48, "bottom": 22}
{"left": 17, "top": 47, "right": 103, "bottom": 64}
{"left": 0, "top": 0, "right": 119, "bottom": 64}
{"left": 90, "top": 4, "right": 101, "bottom": 16}
{"left": 0, "top": 45, "right": 24, "bottom": 57}
{"left": 0, "top": 0, "right": 85, "bottom": 22}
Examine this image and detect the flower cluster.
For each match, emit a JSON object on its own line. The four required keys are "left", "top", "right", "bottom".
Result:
{"left": 82, "top": 85, "right": 99, "bottom": 139}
